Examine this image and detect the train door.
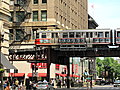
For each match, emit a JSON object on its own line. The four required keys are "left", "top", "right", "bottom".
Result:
{"left": 52, "top": 33, "right": 58, "bottom": 43}
{"left": 86, "top": 32, "right": 93, "bottom": 47}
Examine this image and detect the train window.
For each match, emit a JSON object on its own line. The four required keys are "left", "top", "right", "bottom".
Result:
{"left": 63, "top": 32, "right": 68, "bottom": 38}
{"left": 76, "top": 32, "right": 81, "bottom": 38}
{"left": 105, "top": 32, "right": 109, "bottom": 37}
{"left": 36, "top": 33, "right": 39, "bottom": 39}
{"left": 86, "top": 32, "right": 92, "bottom": 38}
{"left": 98, "top": 32, "right": 103, "bottom": 37}
{"left": 94, "top": 32, "right": 97, "bottom": 37}
{"left": 117, "top": 31, "right": 120, "bottom": 37}
{"left": 69, "top": 32, "right": 74, "bottom": 38}
{"left": 90, "top": 32, "right": 93, "bottom": 38}
{"left": 52, "top": 33, "right": 58, "bottom": 38}
{"left": 42, "top": 33, "right": 46, "bottom": 38}
{"left": 86, "top": 32, "right": 89, "bottom": 38}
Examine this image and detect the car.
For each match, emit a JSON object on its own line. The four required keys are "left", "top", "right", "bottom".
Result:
{"left": 95, "top": 79, "right": 106, "bottom": 85}
{"left": 36, "top": 82, "right": 55, "bottom": 90}
{"left": 113, "top": 80, "right": 120, "bottom": 87}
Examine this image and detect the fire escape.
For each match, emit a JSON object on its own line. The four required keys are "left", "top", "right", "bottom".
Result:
{"left": 9, "top": 0, "right": 31, "bottom": 50}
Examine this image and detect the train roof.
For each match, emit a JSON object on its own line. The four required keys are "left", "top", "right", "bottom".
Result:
{"left": 37, "top": 28, "right": 111, "bottom": 33}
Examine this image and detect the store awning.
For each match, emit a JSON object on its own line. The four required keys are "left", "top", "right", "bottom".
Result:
{"left": 56, "top": 73, "right": 67, "bottom": 77}
{"left": 27, "top": 73, "right": 47, "bottom": 77}
{"left": 0, "top": 52, "right": 17, "bottom": 70}
{"left": 70, "top": 74, "right": 80, "bottom": 77}
{"left": 9, "top": 73, "right": 25, "bottom": 77}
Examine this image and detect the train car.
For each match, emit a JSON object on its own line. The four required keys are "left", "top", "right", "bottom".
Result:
{"left": 114, "top": 28, "right": 120, "bottom": 45}
{"left": 35, "top": 29, "right": 112, "bottom": 48}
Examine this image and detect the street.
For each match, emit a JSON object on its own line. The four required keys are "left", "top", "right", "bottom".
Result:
{"left": 55, "top": 85, "right": 120, "bottom": 90}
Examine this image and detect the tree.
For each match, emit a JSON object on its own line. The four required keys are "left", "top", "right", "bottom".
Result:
{"left": 96, "top": 57, "right": 120, "bottom": 81}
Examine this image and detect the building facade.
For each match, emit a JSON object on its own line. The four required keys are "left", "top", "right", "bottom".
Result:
{"left": 8, "top": 0, "right": 88, "bottom": 80}
{"left": 0, "top": 0, "right": 10, "bottom": 56}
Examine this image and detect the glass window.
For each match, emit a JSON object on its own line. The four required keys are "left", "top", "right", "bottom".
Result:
{"left": 16, "top": 0, "right": 24, "bottom": 5}
{"left": 32, "top": 29, "right": 35, "bottom": 39}
{"left": 36, "top": 33, "right": 39, "bottom": 39}
{"left": 9, "top": 29, "right": 14, "bottom": 40}
{"left": 42, "top": 0, "right": 47, "bottom": 3}
{"left": 86, "top": 32, "right": 89, "bottom": 38}
{"left": 16, "top": 11, "right": 24, "bottom": 22}
{"left": 42, "top": 33, "right": 46, "bottom": 38}
{"left": 98, "top": 32, "right": 103, "bottom": 37}
{"left": 9, "top": 12, "right": 13, "bottom": 22}
{"left": 15, "top": 29, "right": 24, "bottom": 41}
{"left": 33, "top": 0, "right": 38, "bottom": 4}
{"left": 52, "top": 33, "right": 58, "bottom": 38}
{"left": 63, "top": 33, "right": 68, "bottom": 38}
{"left": 90, "top": 32, "right": 93, "bottom": 38}
{"left": 33, "top": 11, "right": 38, "bottom": 21}
{"left": 69, "top": 32, "right": 74, "bottom": 38}
{"left": 105, "top": 32, "right": 109, "bottom": 37}
{"left": 41, "top": 10, "right": 47, "bottom": 21}
{"left": 76, "top": 32, "right": 81, "bottom": 38}
{"left": 117, "top": 32, "right": 120, "bottom": 37}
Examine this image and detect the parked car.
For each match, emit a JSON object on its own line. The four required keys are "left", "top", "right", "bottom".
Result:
{"left": 36, "top": 82, "right": 55, "bottom": 90}
{"left": 113, "top": 80, "right": 120, "bottom": 87}
{"left": 95, "top": 79, "right": 106, "bottom": 85}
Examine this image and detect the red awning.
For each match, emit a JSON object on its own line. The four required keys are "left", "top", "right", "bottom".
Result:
{"left": 9, "top": 73, "right": 25, "bottom": 77}
{"left": 70, "top": 74, "right": 80, "bottom": 77}
{"left": 27, "top": 73, "right": 47, "bottom": 77}
{"left": 56, "top": 73, "right": 67, "bottom": 77}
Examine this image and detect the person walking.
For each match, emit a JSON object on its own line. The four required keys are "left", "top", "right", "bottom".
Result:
{"left": 15, "top": 79, "right": 19, "bottom": 90}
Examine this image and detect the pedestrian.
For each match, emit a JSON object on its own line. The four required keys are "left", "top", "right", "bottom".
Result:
{"left": 32, "top": 82, "right": 37, "bottom": 90}
{"left": 4, "top": 79, "right": 10, "bottom": 90}
{"left": 57, "top": 79, "right": 61, "bottom": 88}
{"left": 15, "top": 79, "right": 19, "bottom": 89}
{"left": 51, "top": 79, "right": 54, "bottom": 86}
{"left": 43, "top": 79, "right": 47, "bottom": 83}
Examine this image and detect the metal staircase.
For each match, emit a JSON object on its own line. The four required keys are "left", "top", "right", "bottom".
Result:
{"left": 9, "top": 0, "right": 31, "bottom": 50}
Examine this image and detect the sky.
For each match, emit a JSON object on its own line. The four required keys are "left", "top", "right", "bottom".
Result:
{"left": 88, "top": 0, "right": 120, "bottom": 29}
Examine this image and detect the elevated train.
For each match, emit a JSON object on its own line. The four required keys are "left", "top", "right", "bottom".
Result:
{"left": 35, "top": 28, "right": 120, "bottom": 48}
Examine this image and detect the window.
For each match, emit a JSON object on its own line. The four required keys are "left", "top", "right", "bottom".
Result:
{"left": 42, "top": 33, "right": 46, "bottom": 38}
{"left": 16, "top": 11, "right": 24, "bottom": 22}
{"left": 33, "top": 0, "right": 38, "bottom": 4}
{"left": 15, "top": 29, "right": 24, "bottom": 41}
{"left": 63, "top": 33, "right": 68, "bottom": 38}
{"left": 98, "top": 32, "right": 103, "bottom": 37}
{"left": 76, "top": 32, "right": 81, "bottom": 38}
{"left": 33, "top": 11, "right": 38, "bottom": 21}
{"left": 41, "top": 10, "right": 47, "bottom": 21}
{"left": 9, "top": 29, "right": 14, "bottom": 40}
{"left": 52, "top": 33, "right": 58, "bottom": 38}
{"left": 117, "top": 32, "right": 120, "bottom": 37}
{"left": 105, "top": 32, "right": 109, "bottom": 37}
{"left": 69, "top": 32, "right": 74, "bottom": 38}
{"left": 9, "top": 12, "right": 13, "bottom": 22}
{"left": 42, "top": 0, "right": 47, "bottom": 3}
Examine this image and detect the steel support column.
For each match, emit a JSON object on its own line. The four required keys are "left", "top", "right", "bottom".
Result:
{"left": 47, "top": 48, "right": 51, "bottom": 82}
{"left": 67, "top": 57, "right": 70, "bottom": 88}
